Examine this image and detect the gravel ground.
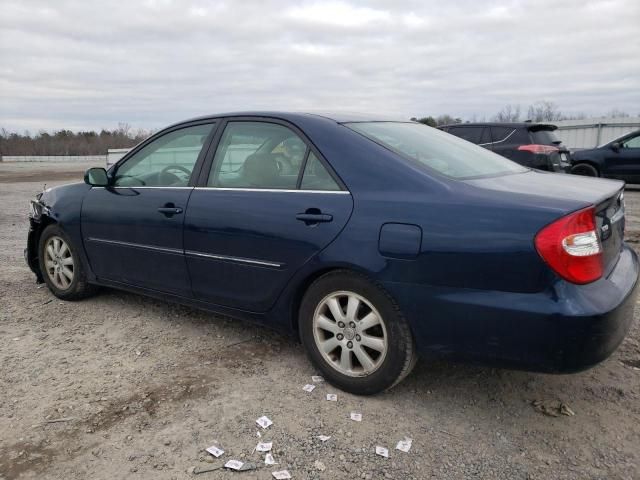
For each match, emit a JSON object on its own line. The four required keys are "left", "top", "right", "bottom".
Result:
{"left": 1, "top": 162, "right": 639, "bottom": 480}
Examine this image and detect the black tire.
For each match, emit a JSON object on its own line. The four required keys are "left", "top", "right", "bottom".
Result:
{"left": 571, "top": 163, "right": 599, "bottom": 177}
{"left": 299, "top": 270, "right": 416, "bottom": 395}
{"left": 38, "top": 224, "right": 97, "bottom": 300}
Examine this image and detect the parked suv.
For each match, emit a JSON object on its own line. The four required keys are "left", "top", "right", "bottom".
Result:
{"left": 439, "top": 122, "right": 571, "bottom": 173}
{"left": 571, "top": 129, "right": 640, "bottom": 183}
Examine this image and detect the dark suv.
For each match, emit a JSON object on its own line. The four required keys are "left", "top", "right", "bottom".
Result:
{"left": 439, "top": 122, "right": 571, "bottom": 173}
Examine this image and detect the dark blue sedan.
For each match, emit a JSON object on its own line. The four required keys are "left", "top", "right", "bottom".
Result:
{"left": 25, "top": 112, "right": 639, "bottom": 394}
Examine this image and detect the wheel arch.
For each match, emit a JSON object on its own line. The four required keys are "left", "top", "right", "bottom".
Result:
{"left": 571, "top": 160, "right": 600, "bottom": 176}
{"left": 288, "top": 264, "right": 375, "bottom": 334}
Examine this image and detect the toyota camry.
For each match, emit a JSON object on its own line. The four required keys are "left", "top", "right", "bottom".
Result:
{"left": 25, "top": 112, "right": 638, "bottom": 395}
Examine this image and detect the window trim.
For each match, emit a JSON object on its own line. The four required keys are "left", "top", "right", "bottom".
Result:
{"left": 195, "top": 116, "right": 348, "bottom": 192}
{"left": 109, "top": 119, "right": 219, "bottom": 188}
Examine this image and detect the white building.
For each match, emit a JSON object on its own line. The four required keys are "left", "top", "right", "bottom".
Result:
{"left": 553, "top": 117, "right": 640, "bottom": 150}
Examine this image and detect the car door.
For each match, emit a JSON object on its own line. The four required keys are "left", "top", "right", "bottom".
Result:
{"left": 184, "top": 119, "right": 353, "bottom": 312}
{"left": 604, "top": 132, "right": 640, "bottom": 182}
{"left": 81, "top": 122, "right": 216, "bottom": 296}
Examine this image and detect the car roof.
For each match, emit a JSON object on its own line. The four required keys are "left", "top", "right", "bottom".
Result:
{"left": 440, "top": 122, "right": 558, "bottom": 131}
{"left": 176, "top": 111, "right": 407, "bottom": 125}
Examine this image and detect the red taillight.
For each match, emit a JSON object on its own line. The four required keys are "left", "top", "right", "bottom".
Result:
{"left": 518, "top": 144, "right": 559, "bottom": 154}
{"left": 534, "top": 206, "right": 603, "bottom": 284}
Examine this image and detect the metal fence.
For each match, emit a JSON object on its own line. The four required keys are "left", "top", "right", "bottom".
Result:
{"left": 554, "top": 117, "right": 640, "bottom": 150}
{"left": 0, "top": 155, "right": 107, "bottom": 163}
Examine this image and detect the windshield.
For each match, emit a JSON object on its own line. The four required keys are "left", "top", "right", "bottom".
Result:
{"left": 346, "top": 122, "right": 527, "bottom": 179}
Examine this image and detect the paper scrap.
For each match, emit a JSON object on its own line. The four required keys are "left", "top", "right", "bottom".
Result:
{"left": 256, "top": 441, "right": 273, "bottom": 452}
{"left": 396, "top": 437, "right": 412, "bottom": 453}
{"left": 224, "top": 459, "right": 244, "bottom": 470}
{"left": 326, "top": 393, "right": 337, "bottom": 402}
{"left": 205, "top": 444, "right": 224, "bottom": 457}
{"left": 350, "top": 412, "right": 362, "bottom": 422}
{"left": 272, "top": 470, "right": 292, "bottom": 479}
{"left": 375, "top": 446, "right": 389, "bottom": 458}
{"left": 302, "top": 384, "right": 316, "bottom": 393}
{"left": 265, "top": 453, "right": 277, "bottom": 465}
{"left": 317, "top": 435, "right": 331, "bottom": 442}
{"left": 256, "top": 416, "right": 273, "bottom": 429}
{"left": 312, "top": 375, "right": 324, "bottom": 383}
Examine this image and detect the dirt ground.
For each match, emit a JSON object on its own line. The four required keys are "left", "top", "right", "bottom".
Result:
{"left": 1, "top": 161, "right": 639, "bottom": 480}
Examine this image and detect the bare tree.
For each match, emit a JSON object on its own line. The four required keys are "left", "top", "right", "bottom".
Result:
{"left": 606, "top": 108, "right": 630, "bottom": 118}
{"left": 526, "top": 101, "right": 563, "bottom": 122}
{"left": 493, "top": 104, "right": 521, "bottom": 122}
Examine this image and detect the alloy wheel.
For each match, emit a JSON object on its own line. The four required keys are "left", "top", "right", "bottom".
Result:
{"left": 312, "top": 290, "right": 388, "bottom": 377}
{"left": 44, "top": 235, "right": 74, "bottom": 290}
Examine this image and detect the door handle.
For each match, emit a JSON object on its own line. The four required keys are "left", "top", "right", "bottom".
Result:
{"left": 158, "top": 204, "right": 183, "bottom": 216}
{"left": 296, "top": 209, "right": 333, "bottom": 225}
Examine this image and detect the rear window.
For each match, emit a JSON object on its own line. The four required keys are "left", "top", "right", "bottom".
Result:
{"left": 530, "top": 129, "right": 562, "bottom": 146}
{"left": 347, "top": 122, "right": 527, "bottom": 179}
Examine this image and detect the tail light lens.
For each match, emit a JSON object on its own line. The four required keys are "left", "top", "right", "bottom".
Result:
{"left": 534, "top": 206, "right": 603, "bottom": 284}
{"left": 518, "top": 144, "right": 559, "bottom": 154}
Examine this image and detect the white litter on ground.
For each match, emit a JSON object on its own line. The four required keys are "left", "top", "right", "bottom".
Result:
{"left": 256, "top": 441, "right": 273, "bottom": 452}
{"left": 350, "top": 412, "right": 362, "bottom": 422}
{"left": 302, "top": 384, "right": 316, "bottom": 393}
{"left": 265, "top": 453, "right": 277, "bottom": 465}
{"left": 317, "top": 435, "right": 331, "bottom": 442}
{"left": 272, "top": 470, "right": 292, "bottom": 479}
{"left": 311, "top": 375, "right": 324, "bottom": 383}
{"left": 256, "top": 416, "right": 273, "bottom": 429}
{"left": 224, "top": 459, "right": 244, "bottom": 470}
{"left": 396, "top": 437, "right": 413, "bottom": 453}
{"left": 326, "top": 393, "right": 337, "bottom": 401}
{"left": 375, "top": 446, "right": 389, "bottom": 458}
{"left": 205, "top": 444, "right": 224, "bottom": 457}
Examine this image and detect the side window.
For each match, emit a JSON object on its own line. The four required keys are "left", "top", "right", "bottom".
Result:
{"left": 209, "top": 122, "right": 307, "bottom": 189}
{"left": 490, "top": 127, "right": 515, "bottom": 144}
{"left": 448, "top": 126, "right": 484, "bottom": 144}
{"left": 301, "top": 152, "right": 341, "bottom": 191}
{"left": 114, "top": 124, "right": 213, "bottom": 187}
{"left": 622, "top": 135, "right": 640, "bottom": 149}
{"left": 478, "top": 127, "right": 491, "bottom": 145}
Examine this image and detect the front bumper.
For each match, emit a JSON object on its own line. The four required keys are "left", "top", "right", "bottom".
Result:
{"left": 384, "top": 244, "right": 639, "bottom": 373}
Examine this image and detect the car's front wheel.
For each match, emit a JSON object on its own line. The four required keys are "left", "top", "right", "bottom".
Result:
{"left": 299, "top": 270, "right": 416, "bottom": 395}
{"left": 571, "top": 163, "right": 599, "bottom": 177}
{"left": 38, "top": 224, "right": 97, "bottom": 300}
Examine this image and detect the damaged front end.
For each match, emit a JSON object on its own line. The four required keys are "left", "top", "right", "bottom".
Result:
{"left": 25, "top": 191, "right": 47, "bottom": 283}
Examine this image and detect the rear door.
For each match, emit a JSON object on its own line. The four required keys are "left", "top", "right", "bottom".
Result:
{"left": 82, "top": 122, "right": 216, "bottom": 296}
{"left": 184, "top": 118, "right": 353, "bottom": 312}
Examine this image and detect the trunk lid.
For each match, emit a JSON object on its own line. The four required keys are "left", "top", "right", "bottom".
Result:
{"left": 465, "top": 171, "right": 625, "bottom": 276}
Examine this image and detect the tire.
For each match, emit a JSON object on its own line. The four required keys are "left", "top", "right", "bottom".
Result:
{"left": 571, "top": 163, "right": 599, "bottom": 177}
{"left": 38, "top": 224, "right": 97, "bottom": 300}
{"left": 299, "top": 270, "right": 416, "bottom": 395}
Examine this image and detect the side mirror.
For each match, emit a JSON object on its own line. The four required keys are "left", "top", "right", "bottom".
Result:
{"left": 611, "top": 142, "right": 621, "bottom": 152}
{"left": 84, "top": 167, "right": 109, "bottom": 186}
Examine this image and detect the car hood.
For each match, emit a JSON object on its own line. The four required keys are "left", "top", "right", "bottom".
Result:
{"left": 464, "top": 170, "right": 623, "bottom": 207}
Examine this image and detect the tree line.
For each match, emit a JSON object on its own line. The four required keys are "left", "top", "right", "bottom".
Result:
{"left": 0, "top": 123, "right": 150, "bottom": 157}
{"left": 1, "top": 104, "right": 634, "bottom": 156}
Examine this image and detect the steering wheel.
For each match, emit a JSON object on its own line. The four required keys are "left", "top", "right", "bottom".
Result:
{"left": 160, "top": 165, "right": 192, "bottom": 184}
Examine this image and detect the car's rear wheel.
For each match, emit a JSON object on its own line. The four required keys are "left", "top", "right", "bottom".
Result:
{"left": 571, "top": 163, "right": 599, "bottom": 177}
{"left": 38, "top": 224, "right": 97, "bottom": 300}
{"left": 299, "top": 270, "right": 416, "bottom": 395}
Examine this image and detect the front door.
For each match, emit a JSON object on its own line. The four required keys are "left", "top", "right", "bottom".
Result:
{"left": 184, "top": 119, "right": 353, "bottom": 312}
{"left": 604, "top": 132, "right": 640, "bottom": 182}
{"left": 81, "top": 122, "right": 216, "bottom": 296}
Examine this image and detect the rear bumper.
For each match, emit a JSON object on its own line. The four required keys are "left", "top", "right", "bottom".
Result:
{"left": 384, "top": 245, "right": 639, "bottom": 372}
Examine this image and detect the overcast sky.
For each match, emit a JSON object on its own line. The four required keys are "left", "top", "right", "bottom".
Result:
{"left": 1, "top": 0, "right": 638, "bottom": 132}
